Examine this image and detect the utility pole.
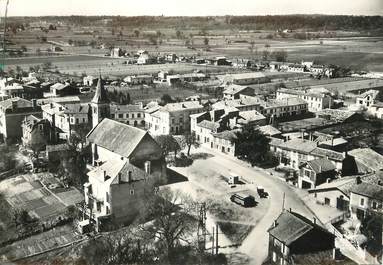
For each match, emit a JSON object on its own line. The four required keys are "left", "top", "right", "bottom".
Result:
{"left": 215, "top": 224, "right": 219, "bottom": 255}
{"left": 197, "top": 202, "right": 207, "bottom": 252}
{"left": 211, "top": 226, "right": 215, "bottom": 255}
{"left": 282, "top": 192, "right": 286, "bottom": 211}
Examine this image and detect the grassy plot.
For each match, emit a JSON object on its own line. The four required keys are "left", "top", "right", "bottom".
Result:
{"left": 0, "top": 194, "right": 17, "bottom": 244}
{"left": 217, "top": 221, "right": 255, "bottom": 244}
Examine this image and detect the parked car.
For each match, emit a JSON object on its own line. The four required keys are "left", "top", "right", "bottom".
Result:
{"left": 257, "top": 186, "right": 268, "bottom": 198}
{"left": 230, "top": 193, "right": 256, "bottom": 207}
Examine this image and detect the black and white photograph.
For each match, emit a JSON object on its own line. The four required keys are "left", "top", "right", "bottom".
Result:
{"left": 0, "top": 0, "right": 383, "bottom": 264}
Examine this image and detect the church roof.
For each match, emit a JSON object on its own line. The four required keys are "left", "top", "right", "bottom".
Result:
{"left": 92, "top": 76, "right": 109, "bottom": 104}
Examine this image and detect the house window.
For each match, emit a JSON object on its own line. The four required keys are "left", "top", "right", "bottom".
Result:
{"left": 106, "top": 192, "right": 110, "bottom": 203}
{"left": 137, "top": 113, "right": 141, "bottom": 118}
{"left": 360, "top": 198, "right": 365, "bottom": 206}
{"left": 118, "top": 114, "right": 123, "bottom": 118}
{"left": 130, "top": 190, "right": 135, "bottom": 195}
{"left": 132, "top": 113, "right": 135, "bottom": 118}
{"left": 110, "top": 114, "right": 115, "bottom": 118}
{"left": 272, "top": 252, "right": 277, "bottom": 262}
{"left": 372, "top": 201, "right": 377, "bottom": 209}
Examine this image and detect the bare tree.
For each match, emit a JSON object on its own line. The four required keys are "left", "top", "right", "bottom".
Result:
{"left": 138, "top": 187, "right": 196, "bottom": 263}
{"left": 180, "top": 132, "right": 200, "bottom": 156}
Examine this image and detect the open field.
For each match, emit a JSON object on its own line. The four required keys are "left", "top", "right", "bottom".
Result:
{"left": 4, "top": 21, "right": 383, "bottom": 74}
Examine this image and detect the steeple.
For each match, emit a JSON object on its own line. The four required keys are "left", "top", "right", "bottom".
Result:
{"left": 92, "top": 75, "right": 109, "bottom": 104}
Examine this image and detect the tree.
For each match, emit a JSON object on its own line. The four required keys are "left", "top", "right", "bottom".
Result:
{"left": 155, "top": 135, "right": 181, "bottom": 160}
{"left": 203, "top": 37, "right": 209, "bottom": 47}
{"left": 233, "top": 126, "right": 271, "bottom": 166}
{"left": 21, "top": 45, "right": 27, "bottom": 52}
{"left": 272, "top": 50, "right": 288, "bottom": 62}
{"left": 181, "top": 132, "right": 200, "bottom": 156}
{"left": 249, "top": 41, "right": 256, "bottom": 59}
{"left": 176, "top": 30, "right": 182, "bottom": 39}
{"left": 138, "top": 188, "right": 196, "bottom": 263}
{"left": 262, "top": 49, "right": 270, "bottom": 61}
{"left": 148, "top": 36, "right": 157, "bottom": 45}
{"left": 160, "top": 94, "right": 175, "bottom": 105}
{"left": 80, "top": 228, "right": 152, "bottom": 265}
{"left": 134, "top": 29, "right": 140, "bottom": 38}
{"left": 42, "top": 61, "right": 52, "bottom": 71}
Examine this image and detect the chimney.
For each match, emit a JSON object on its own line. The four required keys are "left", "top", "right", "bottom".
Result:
{"left": 273, "top": 221, "right": 278, "bottom": 227}
{"left": 50, "top": 102, "right": 54, "bottom": 109}
{"left": 32, "top": 99, "right": 37, "bottom": 109}
{"left": 313, "top": 217, "right": 316, "bottom": 224}
{"left": 103, "top": 170, "right": 108, "bottom": 181}
{"left": 356, "top": 176, "right": 362, "bottom": 185}
{"left": 332, "top": 248, "right": 342, "bottom": 261}
{"left": 144, "top": 161, "right": 151, "bottom": 175}
{"left": 319, "top": 165, "right": 322, "bottom": 173}
{"left": 128, "top": 171, "right": 132, "bottom": 182}
{"left": 118, "top": 173, "right": 122, "bottom": 184}
{"left": 327, "top": 178, "right": 331, "bottom": 183}
{"left": 11, "top": 100, "right": 17, "bottom": 111}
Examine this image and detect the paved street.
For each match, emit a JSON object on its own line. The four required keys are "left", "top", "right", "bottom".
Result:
{"left": 172, "top": 146, "right": 316, "bottom": 265}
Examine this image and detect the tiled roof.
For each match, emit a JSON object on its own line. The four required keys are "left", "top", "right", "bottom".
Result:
{"left": 348, "top": 148, "right": 383, "bottom": 172}
{"left": 258, "top": 125, "right": 281, "bottom": 136}
{"left": 276, "top": 139, "right": 317, "bottom": 154}
{"left": 237, "top": 110, "right": 265, "bottom": 123}
{"left": 0, "top": 97, "right": 33, "bottom": 110}
{"left": 110, "top": 103, "right": 144, "bottom": 112}
{"left": 212, "top": 97, "right": 261, "bottom": 109}
{"left": 311, "top": 147, "right": 345, "bottom": 162}
{"left": 350, "top": 182, "right": 383, "bottom": 201}
{"left": 303, "top": 158, "right": 336, "bottom": 173}
{"left": 161, "top": 101, "right": 203, "bottom": 112}
{"left": 51, "top": 83, "right": 69, "bottom": 90}
{"left": 63, "top": 103, "right": 90, "bottom": 114}
{"left": 37, "top": 96, "right": 80, "bottom": 106}
{"left": 223, "top": 84, "right": 251, "bottom": 95}
{"left": 197, "top": 120, "right": 221, "bottom": 131}
{"left": 213, "top": 130, "right": 239, "bottom": 141}
{"left": 320, "top": 138, "right": 348, "bottom": 146}
{"left": 87, "top": 159, "right": 147, "bottom": 185}
{"left": 87, "top": 118, "right": 148, "bottom": 158}
{"left": 263, "top": 97, "right": 307, "bottom": 108}
{"left": 268, "top": 211, "right": 323, "bottom": 246}
{"left": 316, "top": 109, "right": 357, "bottom": 122}
{"left": 309, "top": 176, "right": 357, "bottom": 197}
